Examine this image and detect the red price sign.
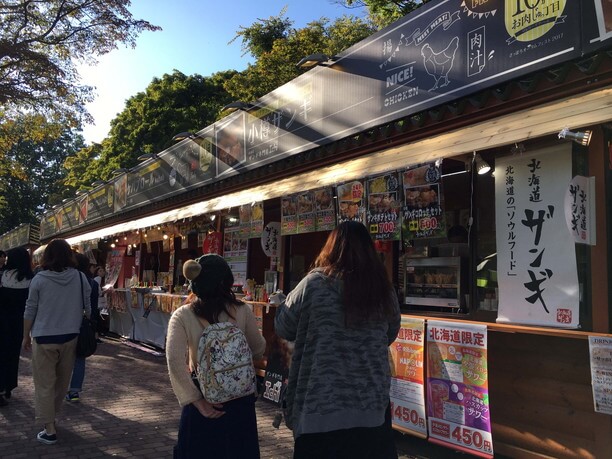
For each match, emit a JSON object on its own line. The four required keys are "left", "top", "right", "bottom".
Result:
{"left": 419, "top": 216, "right": 439, "bottom": 230}
{"left": 390, "top": 401, "right": 426, "bottom": 430}
{"left": 451, "top": 426, "right": 493, "bottom": 453}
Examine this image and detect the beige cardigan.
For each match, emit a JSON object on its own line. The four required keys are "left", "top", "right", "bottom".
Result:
{"left": 166, "top": 303, "right": 266, "bottom": 407}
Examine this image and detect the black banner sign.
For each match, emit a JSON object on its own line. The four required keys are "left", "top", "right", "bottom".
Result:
{"left": 87, "top": 184, "right": 114, "bottom": 222}
{"left": 39, "top": 1, "right": 611, "bottom": 238}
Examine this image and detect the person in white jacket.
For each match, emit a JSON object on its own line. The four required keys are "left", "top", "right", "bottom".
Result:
{"left": 23, "top": 239, "right": 91, "bottom": 446}
{"left": 166, "top": 254, "right": 265, "bottom": 458}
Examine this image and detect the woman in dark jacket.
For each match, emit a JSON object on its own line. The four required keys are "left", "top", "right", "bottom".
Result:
{"left": 0, "top": 247, "right": 34, "bottom": 406}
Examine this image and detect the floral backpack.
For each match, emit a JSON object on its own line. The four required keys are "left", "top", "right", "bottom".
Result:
{"left": 196, "top": 319, "right": 256, "bottom": 404}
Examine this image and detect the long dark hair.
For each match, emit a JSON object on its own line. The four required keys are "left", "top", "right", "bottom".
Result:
{"left": 41, "top": 239, "right": 77, "bottom": 272}
{"left": 5, "top": 247, "right": 33, "bottom": 281}
{"left": 313, "top": 221, "right": 395, "bottom": 324}
{"left": 75, "top": 253, "right": 93, "bottom": 278}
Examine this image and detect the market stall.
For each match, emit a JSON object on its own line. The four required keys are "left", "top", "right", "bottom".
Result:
{"left": 25, "top": 1, "right": 612, "bottom": 457}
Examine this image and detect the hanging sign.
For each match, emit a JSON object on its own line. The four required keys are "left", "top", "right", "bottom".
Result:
{"left": 239, "top": 202, "right": 264, "bottom": 239}
{"left": 261, "top": 222, "right": 281, "bottom": 257}
{"left": 202, "top": 231, "right": 222, "bottom": 255}
{"left": 336, "top": 180, "right": 366, "bottom": 225}
{"left": 297, "top": 190, "right": 316, "bottom": 234}
{"left": 366, "top": 172, "right": 401, "bottom": 240}
{"left": 564, "top": 175, "right": 596, "bottom": 245}
{"left": 402, "top": 163, "right": 447, "bottom": 243}
{"left": 314, "top": 187, "right": 336, "bottom": 231}
{"left": 280, "top": 195, "right": 298, "bottom": 235}
{"left": 495, "top": 146, "right": 580, "bottom": 328}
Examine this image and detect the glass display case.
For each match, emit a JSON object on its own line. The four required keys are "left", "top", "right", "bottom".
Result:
{"left": 403, "top": 256, "right": 465, "bottom": 311}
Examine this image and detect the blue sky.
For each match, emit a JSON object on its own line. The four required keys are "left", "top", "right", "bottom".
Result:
{"left": 78, "top": 0, "right": 365, "bottom": 144}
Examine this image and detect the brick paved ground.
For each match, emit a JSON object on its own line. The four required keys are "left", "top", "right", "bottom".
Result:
{"left": 0, "top": 335, "right": 461, "bottom": 458}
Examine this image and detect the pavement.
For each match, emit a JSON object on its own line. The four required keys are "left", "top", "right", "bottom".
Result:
{"left": 0, "top": 334, "right": 466, "bottom": 458}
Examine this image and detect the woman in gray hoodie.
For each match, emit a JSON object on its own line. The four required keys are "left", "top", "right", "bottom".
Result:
{"left": 23, "top": 239, "right": 91, "bottom": 445}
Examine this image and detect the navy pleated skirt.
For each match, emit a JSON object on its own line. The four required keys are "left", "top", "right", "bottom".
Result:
{"left": 173, "top": 394, "right": 260, "bottom": 459}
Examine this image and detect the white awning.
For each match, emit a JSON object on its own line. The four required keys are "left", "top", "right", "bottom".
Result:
{"left": 66, "top": 86, "right": 612, "bottom": 246}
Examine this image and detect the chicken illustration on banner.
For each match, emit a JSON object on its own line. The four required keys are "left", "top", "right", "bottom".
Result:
{"left": 421, "top": 36, "right": 460, "bottom": 91}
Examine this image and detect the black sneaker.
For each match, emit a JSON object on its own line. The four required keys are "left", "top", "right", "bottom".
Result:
{"left": 65, "top": 392, "right": 80, "bottom": 402}
{"left": 0, "top": 395, "right": 7, "bottom": 407}
{"left": 37, "top": 430, "right": 57, "bottom": 445}
{"left": 4, "top": 390, "right": 11, "bottom": 399}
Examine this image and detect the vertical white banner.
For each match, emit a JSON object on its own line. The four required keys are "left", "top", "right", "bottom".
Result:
{"left": 495, "top": 145, "right": 580, "bottom": 327}
{"left": 564, "top": 175, "right": 596, "bottom": 245}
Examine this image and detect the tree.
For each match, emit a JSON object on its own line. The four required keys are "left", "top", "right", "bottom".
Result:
{"left": 231, "top": 6, "right": 292, "bottom": 59}
{"left": 341, "top": 0, "right": 431, "bottom": 28}
{"left": 224, "top": 15, "right": 375, "bottom": 103}
{"left": 0, "top": 0, "right": 160, "bottom": 126}
{"left": 64, "top": 70, "right": 237, "bottom": 188}
{"left": 0, "top": 115, "right": 84, "bottom": 234}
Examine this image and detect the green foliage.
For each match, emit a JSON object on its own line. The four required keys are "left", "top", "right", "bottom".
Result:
{"left": 342, "top": 0, "right": 431, "bottom": 28}
{"left": 231, "top": 6, "right": 293, "bottom": 59}
{"left": 224, "top": 15, "right": 375, "bottom": 103}
{"left": 0, "top": 116, "right": 84, "bottom": 234}
{"left": 65, "top": 70, "right": 236, "bottom": 188}
{"left": 0, "top": 0, "right": 160, "bottom": 126}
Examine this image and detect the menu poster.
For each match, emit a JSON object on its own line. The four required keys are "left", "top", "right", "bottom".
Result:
{"left": 105, "top": 247, "right": 126, "bottom": 289}
{"left": 239, "top": 202, "right": 264, "bottom": 238}
{"left": 588, "top": 336, "right": 612, "bottom": 415}
{"left": 426, "top": 320, "right": 493, "bottom": 458}
{"left": 223, "top": 225, "right": 248, "bottom": 288}
{"left": 314, "top": 187, "right": 336, "bottom": 231}
{"left": 239, "top": 204, "right": 252, "bottom": 238}
{"left": 389, "top": 317, "right": 427, "bottom": 437}
{"left": 402, "top": 163, "right": 447, "bottom": 243}
{"left": 223, "top": 225, "right": 248, "bottom": 260}
{"left": 297, "top": 190, "right": 316, "bottom": 234}
{"left": 336, "top": 180, "right": 366, "bottom": 225}
{"left": 366, "top": 172, "right": 401, "bottom": 241}
{"left": 280, "top": 194, "right": 298, "bottom": 236}
{"left": 251, "top": 202, "right": 264, "bottom": 238}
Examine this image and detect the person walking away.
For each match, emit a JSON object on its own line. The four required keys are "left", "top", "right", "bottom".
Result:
{"left": 93, "top": 265, "right": 109, "bottom": 336}
{"left": 166, "top": 254, "right": 266, "bottom": 458}
{"left": 275, "top": 221, "right": 401, "bottom": 459}
{"left": 66, "top": 253, "right": 99, "bottom": 402}
{"left": 0, "top": 247, "right": 34, "bottom": 406}
{"left": 22, "top": 239, "right": 91, "bottom": 445}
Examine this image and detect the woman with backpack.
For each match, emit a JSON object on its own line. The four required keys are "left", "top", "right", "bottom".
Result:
{"left": 275, "top": 221, "right": 401, "bottom": 459}
{"left": 166, "top": 254, "right": 266, "bottom": 458}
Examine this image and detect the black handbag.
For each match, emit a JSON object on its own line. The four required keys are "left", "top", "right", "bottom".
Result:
{"left": 76, "top": 273, "right": 97, "bottom": 358}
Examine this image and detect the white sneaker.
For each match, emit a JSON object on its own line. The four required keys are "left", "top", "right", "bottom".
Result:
{"left": 36, "top": 429, "right": 57, "bottom": 445}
